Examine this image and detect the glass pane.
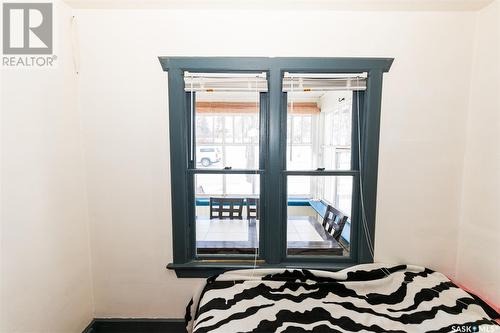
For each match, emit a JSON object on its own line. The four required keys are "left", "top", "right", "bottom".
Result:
{"left": 195, "top": 91, "right": 260, "bottom": 169}
{"left": 286, "top": 90, "right": 353, "bottom": 170}
{"left": 195, "top": 174, "right": 260, "bottom": 255}
{"left": 287, "top": 175, "right": 352, "bottom": 256}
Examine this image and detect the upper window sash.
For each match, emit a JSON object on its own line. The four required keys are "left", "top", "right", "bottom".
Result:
{"left": 184, "top": 72, "right": 268, "bottom": 171}
{"left": 284, "top": 73, "right": 364, "bottom": 172}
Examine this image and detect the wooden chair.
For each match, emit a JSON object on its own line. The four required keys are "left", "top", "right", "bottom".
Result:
{"left": 209, "top": 197, "right": 244, "bottom": 219}
{"left": 246, "top": 198, "right": 259, "bottom": 220}
{"left": 322, "top": 205, "right": 348, "bottom": 240}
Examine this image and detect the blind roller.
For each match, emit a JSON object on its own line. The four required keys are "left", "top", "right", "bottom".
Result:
{"left": 184, "top": 72, "right": 268, "bottom": 92}
{"left": 282, "top": 73, "right": 367, "bottom": 92}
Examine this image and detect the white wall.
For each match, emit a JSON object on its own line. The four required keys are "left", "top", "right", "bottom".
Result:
{"left": 0, "top": 2, "right": 94, "bottom": 332}
{"left": 74, "top": 8, "right": 477, "bottom": 317}
{"left": 456, "top": 0, "right": 500, "bottom": 306}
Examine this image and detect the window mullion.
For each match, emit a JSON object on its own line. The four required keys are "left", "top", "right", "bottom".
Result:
{"left": 264, "top": 67, "right": 285, "bottom": 264}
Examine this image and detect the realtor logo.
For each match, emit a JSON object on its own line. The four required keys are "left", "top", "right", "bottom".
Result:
{"left": 3, "top": 2, "right": 53, "bottom": 54}
{"left": 2, "top": 2, "right": 56, "bottom": 67}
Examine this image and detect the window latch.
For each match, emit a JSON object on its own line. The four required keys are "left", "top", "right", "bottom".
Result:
{"left": 316, "top": 168, "right": 325, "bottom": 171}
{"left": 224, "top": 166, "right": 232, "bottom": 170}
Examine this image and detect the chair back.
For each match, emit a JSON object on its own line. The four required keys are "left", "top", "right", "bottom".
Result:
{"left": 322, "top": 205, "right": 348, "bottom": 240}
{"left": 246, "top": 198, "right": 259, "bottom": 220}
{"left": 209, "top": 197, "right": 244, "bottom": 219}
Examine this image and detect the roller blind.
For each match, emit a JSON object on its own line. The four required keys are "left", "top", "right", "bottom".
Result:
{"left": 184, "top": 72, "right": 268, "bottom": 92}
{"left": 282, "top": 72, "right": 367, "bottom": 92}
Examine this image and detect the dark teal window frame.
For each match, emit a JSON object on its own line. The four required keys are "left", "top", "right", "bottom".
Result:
{"left": 159, "top": 57, "right": 393, "bottom": 277}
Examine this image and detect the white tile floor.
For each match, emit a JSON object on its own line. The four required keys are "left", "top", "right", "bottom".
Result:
{"left": 195, "top": 217, "right": 323, "bottom": 242}
{"left": 288, "top": 220, "right": 324, "bottom": 242}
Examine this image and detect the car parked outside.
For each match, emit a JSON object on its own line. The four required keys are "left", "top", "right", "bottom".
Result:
{"left": 197, "top": 147, "right": 221, "bottom": 167}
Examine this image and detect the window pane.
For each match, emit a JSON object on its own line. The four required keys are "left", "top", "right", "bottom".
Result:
{"left": 287, "top": 175, "right": 311, "bottom": 196}
{"left": 287, "top": 145, "right": 313, "bottom": 170}
{"left": 195, "top": 91, "right": 260, "bottom": 169}
{"left": 234, "top": 116, "right": 243, "bottom": 143}
{"left": 287, "top": 175, "right": 352, "bottom": 256}
{"left": 195, "top": 174, "right": 260, "bottom": 255}
{"left": 286, "top": 90, "right": 353, "bottom": 170}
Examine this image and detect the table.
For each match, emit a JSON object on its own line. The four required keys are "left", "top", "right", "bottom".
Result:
{"left": 195, "top": 216, "right": 343, "bottom": 256}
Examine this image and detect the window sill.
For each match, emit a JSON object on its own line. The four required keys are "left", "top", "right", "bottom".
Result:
{"left": 167, "top": 261, "right": 356, "bottom": 278}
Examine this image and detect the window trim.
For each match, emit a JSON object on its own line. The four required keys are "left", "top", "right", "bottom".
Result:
{"left": 159, "top": 57, "right": 393, "bottom": 277}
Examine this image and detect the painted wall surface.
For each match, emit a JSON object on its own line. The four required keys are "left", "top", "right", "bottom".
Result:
{"left": 74, "top": 9, "right": 477, "bottom": 317}
{"left": 456, "top": 0, "right": 500, "bottom": 306}
{"left": 0, "top": 2, "right": 94, "bottom": 332}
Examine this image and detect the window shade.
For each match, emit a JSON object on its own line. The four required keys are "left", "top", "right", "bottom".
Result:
{"left": 282, "top": 73, "right": 367, "bottom": 92}
{"left": 184, "top": 72, "right": 268, "bottom": 92}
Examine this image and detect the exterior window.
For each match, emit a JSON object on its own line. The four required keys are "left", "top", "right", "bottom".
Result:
{"left": 286, "top": 88, "right": 356, "bottom": 257}
{"left": 160, "top": 57, "right": 393, "bottom": 277}
{"left": 187, "top": 74, "right": 266, "bottom": 257}
{"left": 286, "top": 175, "right": 353, "bottom": 256}
{"left": 287, "top": 115, "right": 313, "bottom": 170}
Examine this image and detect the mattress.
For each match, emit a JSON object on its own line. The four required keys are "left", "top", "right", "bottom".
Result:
{"left": 186, "top": 264, "right": 499, "bottom": 333}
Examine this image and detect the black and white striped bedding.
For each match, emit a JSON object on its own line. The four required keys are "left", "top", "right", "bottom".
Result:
{"left": 186, "top": 264, "right": 499, "bottom": 333}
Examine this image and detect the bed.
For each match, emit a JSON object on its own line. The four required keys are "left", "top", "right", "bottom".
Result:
{"left": 186, "top": 264, "right": 499, "bottom": 333}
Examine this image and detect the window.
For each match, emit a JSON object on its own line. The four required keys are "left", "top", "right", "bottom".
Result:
{"left": 160, "top": 57, "right": 393, "bottom": 277}
{"left": 285, "top": 87, "right": 356, "bottom": 257}
{"left": 188, "top": 76, "right": 265, "bottom": 255}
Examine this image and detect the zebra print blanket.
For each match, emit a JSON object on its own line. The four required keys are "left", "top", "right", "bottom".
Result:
{"left": 186, "top": 264, "right": 499, "bottom": 333}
